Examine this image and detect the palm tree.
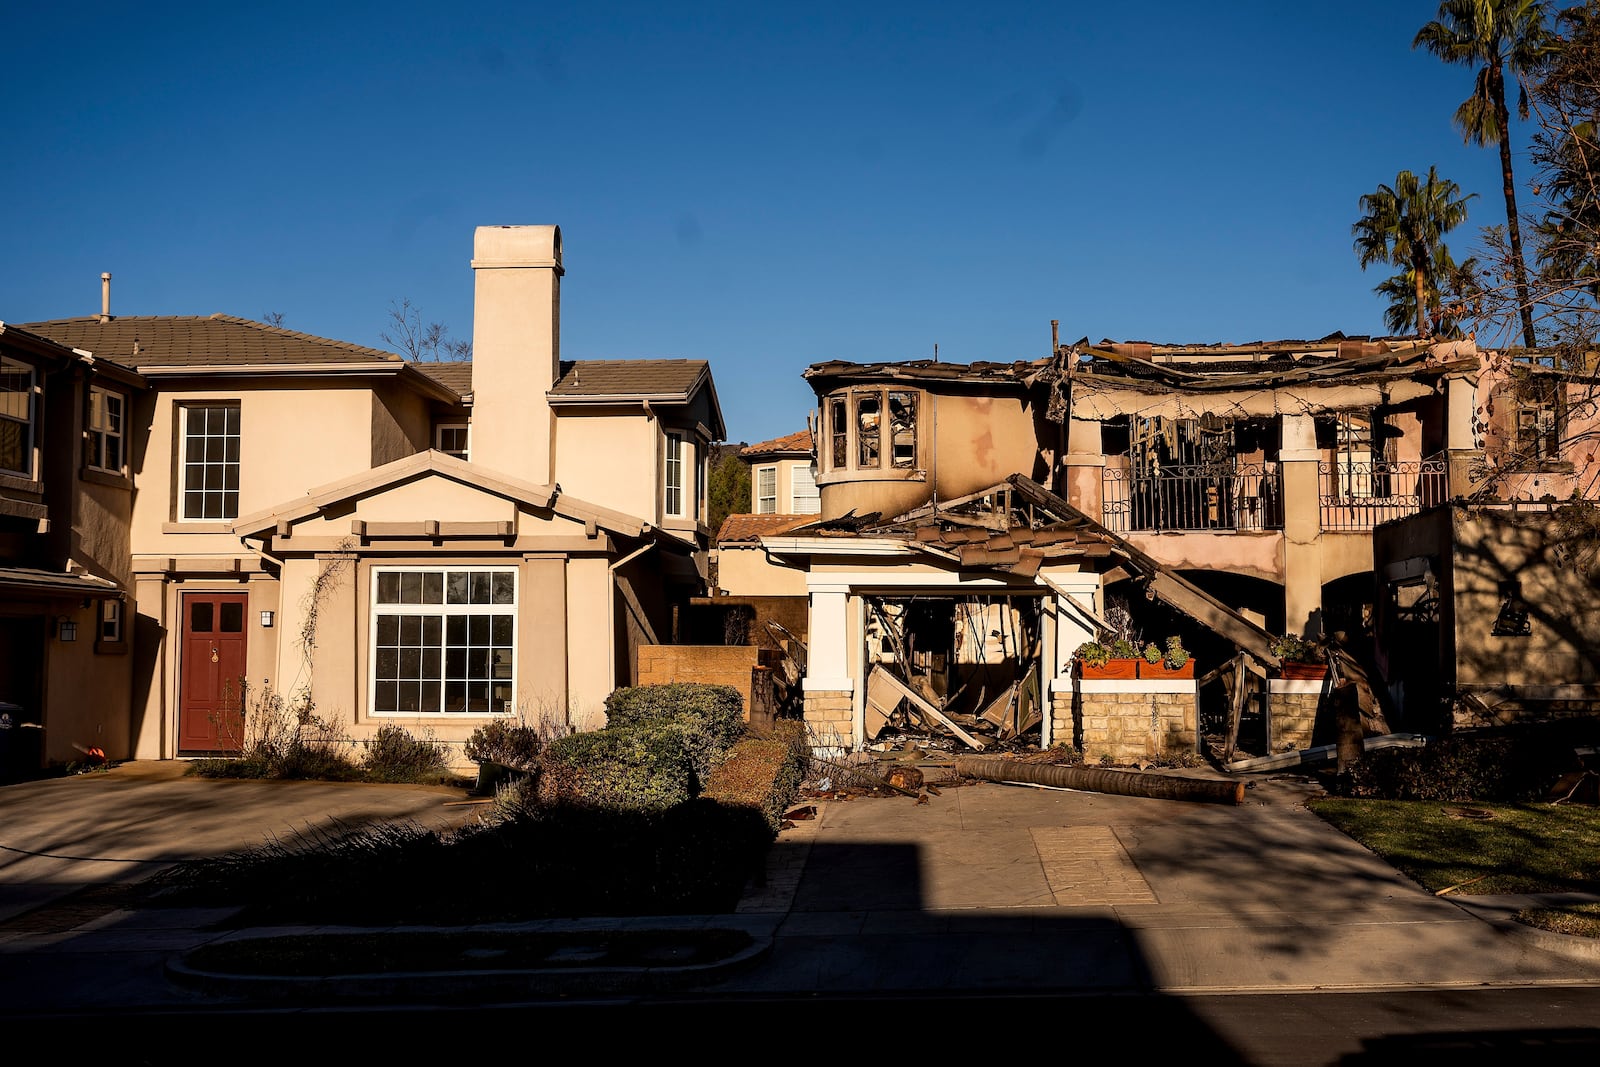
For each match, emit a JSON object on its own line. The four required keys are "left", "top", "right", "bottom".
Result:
{"left": 1415, "top": 0, "right": 1558, "bottom": 348}
{"left": 1353, "top": 167, "right": 1475, "bottom": 337}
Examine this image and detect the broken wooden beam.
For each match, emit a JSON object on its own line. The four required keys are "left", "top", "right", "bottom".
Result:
{"left": 872, "top": 666, "right": 988, "bottom": 750}
{"left": 954, "top": 756, "right": 1244, "bottom": 805}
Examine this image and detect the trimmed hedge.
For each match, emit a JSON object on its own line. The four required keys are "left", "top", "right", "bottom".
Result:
{"left": 702, "top": 735, "right": 807, "bottom": 833}
{"left": 604, "top": 682, "right": 747, "bottom": 782}
{"left": 541, "top": 726, "right": 695, "bottom": 811}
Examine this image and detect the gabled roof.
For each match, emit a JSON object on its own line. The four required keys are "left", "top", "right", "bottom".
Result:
{"left": 716, "top": 513, "right": 811, "bottom": 544}
{"left": 17, "top": 315, "right": 402, "bottom": 369}
{"left": 232, "top": 451, "right": 651, "bottom": 540}
{"left": 741, "top": 429, "right": 812, "bottom": 458}
{"left": 549, "top": 358, "right": 710, "bottom": 399}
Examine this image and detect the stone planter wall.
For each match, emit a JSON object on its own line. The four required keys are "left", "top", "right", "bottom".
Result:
{"left": 1266, "top": 678, "right": 1327, "bottom": 752}
{"left": 1050, "top": 679, "right": 1198, "bottom": 764}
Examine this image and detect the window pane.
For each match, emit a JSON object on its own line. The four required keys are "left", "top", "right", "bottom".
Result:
{"left": 219, "top": 602, "right": 243, "bottom": 632}
{"left": 422, "top": 615, "right": 441, "bottom": 645}
{"left": 190, "top": 601, "right": 214, "bottom": 632}
{"left": 491, "top": 571, "right": 514, "bottom": 604}
{"left": 400, "top": 572, "right": 422, "bottom": 604}
{"left": 830, "top": 396, "right": 848, "bottom": 468}
{"left": 187, "top": 407, "right": 206, "bottom": 434}
{"left": 376, "top": 681, "right": 398, "bottom": 713}
{"left": 447, "top": 571, "right": 469, "bottom": 604}
{"left": 377, "top": 615, "right": 398, "bottom": 644}
{"left": 492, "top": 614, "right": 512, "bottom": 645}
{"left": 470, "top": 571, "right": 490, "bottom": 604}
{"left": 423, "top": 572, "right": 443, "bottom": 604}
{"left": 857, "top": 394, "right": 881, "bottom": 467}
{"left": 378, "top": 572, "right": 399, "bottom": 604}
{"left": 446, "top": 615, "right": 466, "bottom": 644}
{"left": 377, "top": 649, "right": 398, "bottom": 677}
{"left": 469, "top": 615, "right": 489, "bottom": 646}
{"left": 889, "top": 391, "right": 917, "bottom": 468}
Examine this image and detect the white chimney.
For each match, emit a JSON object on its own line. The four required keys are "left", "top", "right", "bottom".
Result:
{"left": 469, "top": 225, "right": 562, "bottom": 484}
{"left": 100, "top": 273, "right": 112, "bottom": 322}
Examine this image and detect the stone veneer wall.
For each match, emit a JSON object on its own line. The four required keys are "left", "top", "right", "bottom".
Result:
{"left": 803, "top": 690, "right": 854, "bottom": 754}
{"left": 1052, "top": 681, "right": 1198, "bottom": 764}
{"left": 1267, "top": 679, "right": 1325, "bottom": 752}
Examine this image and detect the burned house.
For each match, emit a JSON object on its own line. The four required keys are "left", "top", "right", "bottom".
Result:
{"left": 741, "top": 332, "right": 1595, "bottom": 761}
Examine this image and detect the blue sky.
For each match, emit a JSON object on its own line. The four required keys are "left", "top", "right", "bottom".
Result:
{"left": 0, "top": 2, "right": 1533, "bottom": 442}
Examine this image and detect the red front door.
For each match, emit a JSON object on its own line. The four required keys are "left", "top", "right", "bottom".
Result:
{"left": 178, "top": 592, "right": 249, "bottom": 752}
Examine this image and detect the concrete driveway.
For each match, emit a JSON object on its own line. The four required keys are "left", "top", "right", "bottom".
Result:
{"left": 0, "top": 761, "right": 480, "bottom": 923}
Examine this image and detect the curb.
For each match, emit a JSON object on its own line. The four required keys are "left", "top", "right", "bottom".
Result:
{"left": 164, "top": 926, "right": 775, "bottom": 1002}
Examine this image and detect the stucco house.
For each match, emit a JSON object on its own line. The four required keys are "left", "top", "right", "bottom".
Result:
{"left": 0, "top": 318, "right": 145, "bottom": 776}
{"left": 742, "top": 332, "right": 1597, "bottom": 760}
{"left": 11, "top": 224, "right": 724, "bottom": 768}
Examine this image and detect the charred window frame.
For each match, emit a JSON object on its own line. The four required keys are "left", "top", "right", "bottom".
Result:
{"left": 826, "top": 387, "right": 920, "bottom": 473}
{"left": 1516, "top": 377, "right": 1566, "bottom": 462}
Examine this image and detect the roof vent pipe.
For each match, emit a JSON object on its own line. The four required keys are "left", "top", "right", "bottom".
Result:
{"left": 100, "top": 273, "right": 112, "bottom": 323}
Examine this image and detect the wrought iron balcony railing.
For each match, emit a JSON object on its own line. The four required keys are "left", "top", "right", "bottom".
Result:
{"left": 1102, "top": 463, "right": 1282, "bottom": 533}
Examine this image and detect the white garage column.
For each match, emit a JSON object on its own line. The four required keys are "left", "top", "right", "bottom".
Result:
{"left": 1041, "top": 572, "right": 1103, "bottom": 750}
{"left": 802, "top": 582, "right": 856, "bottom": 755}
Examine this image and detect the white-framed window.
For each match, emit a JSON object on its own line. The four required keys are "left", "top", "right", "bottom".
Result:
{"left": 86, "top": 385, "right": 126, "bottom": 474}
{"left": 755, "top": 465, "right": 778, "bottom": 514}
{"left": 791, "top": 462, "right": 820, "bottom": 514}
{"left": 370, "top": 566, "right": 517, "bottom": 715}
{"left": 0, "top": 356, "right": 34, "bottom": 478}
{"left": 665, "top": 431, "right": 686, "bottom": 518}
{"left": 99, "top": 599, "right": 123, "bottom": 644}
{"left": 435, "top": 423, "right": 470, "bottom": 460}
{"left": 179, "top": 404, "right": 240, "bottom": 520}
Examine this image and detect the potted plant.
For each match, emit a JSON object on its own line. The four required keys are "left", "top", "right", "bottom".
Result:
{"left": 1138, "top": 635, "right": 1195, "bottom": 678}
{"left": 1076, "top": 639, "right": 1137, "bottom": 680}
{"left": 1269, "top": 634, "right": 1327, "bottom": 679}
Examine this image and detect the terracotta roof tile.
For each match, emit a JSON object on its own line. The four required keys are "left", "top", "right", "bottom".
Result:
{"left": 741, "top": 429, "right": 813, "bottom": 457}
{"left": 17, "top": 315, "right": 401, "bottom": 368}
{"left": 715, "top": 513, "right": 810, "bottom": 544}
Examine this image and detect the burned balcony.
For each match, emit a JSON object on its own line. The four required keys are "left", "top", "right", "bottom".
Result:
{"left": 1102, "top": 462, "right": 1283, "bottom": 533}
{"left": 1318, "top": 453, "right": 1448, "bottom": 530}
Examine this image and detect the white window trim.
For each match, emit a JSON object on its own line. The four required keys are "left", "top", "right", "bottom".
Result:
{"left": 664, "top": 431, "right": 686, "bottom": 519}
{"left": 98, "top": 599, "right": 124, "bottom": 645}
{"left": 86, "top": 384, "right": 127, "bottom": 475}
{"left": 368, "top": 565, "right": 518, "bottom": 717}
{"left": 435, "top": 422, "right": 470, "bottom": 460}
{"left": 177, "top": 402, "right": 241, "bottom": 521}
{"left": 755, "top": 464, "right": 778, "bottom": 514}
{"left": 0, "top": 356, "right": 34, "bottom": 479}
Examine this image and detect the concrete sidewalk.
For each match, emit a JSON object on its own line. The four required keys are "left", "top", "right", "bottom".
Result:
{"left": 0, "top": 764, "right": 1598, "bottom": 1013}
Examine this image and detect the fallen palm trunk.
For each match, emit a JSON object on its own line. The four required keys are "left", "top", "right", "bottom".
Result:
{"left": 954, "top": 756, "right": 1245, "bottom": 805}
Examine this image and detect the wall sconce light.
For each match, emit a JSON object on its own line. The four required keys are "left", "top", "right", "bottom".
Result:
{"left": 57, "top": 616, "right": 78, "bottom": 642}
{"left": 260, "top": 610, "right": 275, "bottom": 628}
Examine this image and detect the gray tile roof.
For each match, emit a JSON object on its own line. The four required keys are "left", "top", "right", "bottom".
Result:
{"left": 17, "top": 315, "right": 402, "bottom": 369}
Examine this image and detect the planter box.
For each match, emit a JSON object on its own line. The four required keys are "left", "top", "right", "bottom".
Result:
{"left": 1138, "top": 660, "right": 1195, "bottom": 679}
{"left": 1080, "top": 659, "right": 1139, "bottom": 680}
{"left": 1278, "top": 661, "right": 1328, "bottom": 680}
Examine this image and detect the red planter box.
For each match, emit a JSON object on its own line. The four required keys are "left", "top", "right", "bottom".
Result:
{"left": 1278, "top": 661, "right": 1328, "bottom": 680}
{"left": 1137, "top": 660, "right": 1195, "bottom": 679}
{"left": 1080, "top": 659, "right": 1138, "bottom": 680}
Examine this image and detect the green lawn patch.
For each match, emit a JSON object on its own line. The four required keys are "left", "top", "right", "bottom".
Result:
{"left": 1309, "top": 798, "right": 1600, "bottom": 896}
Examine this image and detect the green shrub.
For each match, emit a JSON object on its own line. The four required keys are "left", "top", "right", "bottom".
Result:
{"left": 462, "top": 719, "right": 543, "bottom": 770}
{"left": 1075, "top": 640, "right": 1110, "bottom": 668}
{"left": 540, "top": 726, "right": 694, "bottom": 811}
{"left": 604, "top": 683, "right": 746, "bottom": 781}
{"left": 363, "top": 724, "right": 451, "bottom": 784}
{"left": 1110, "top": 638, "right": 1139, "bottom": 659}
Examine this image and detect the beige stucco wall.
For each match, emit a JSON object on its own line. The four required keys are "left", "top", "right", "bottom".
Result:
{"left": 713, "top": 543, "right": 807, "bottom": 597}
{"left": 1124, "top": 530, "right": 1283, "bottom": 583}
{"left": 34, "top": 604, "right": 131, "bottom": 763}
{"left": 817, "top": 389, "right": 1042, "bottom": 520}
{"left": 130, "top": 384, "right": 391, "bottom": 559}
{"left": 370, "top": 381, "right": 434, "bottom": 467}
{"left": 554, "top": 410, "right": 662, "bottom": 522}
